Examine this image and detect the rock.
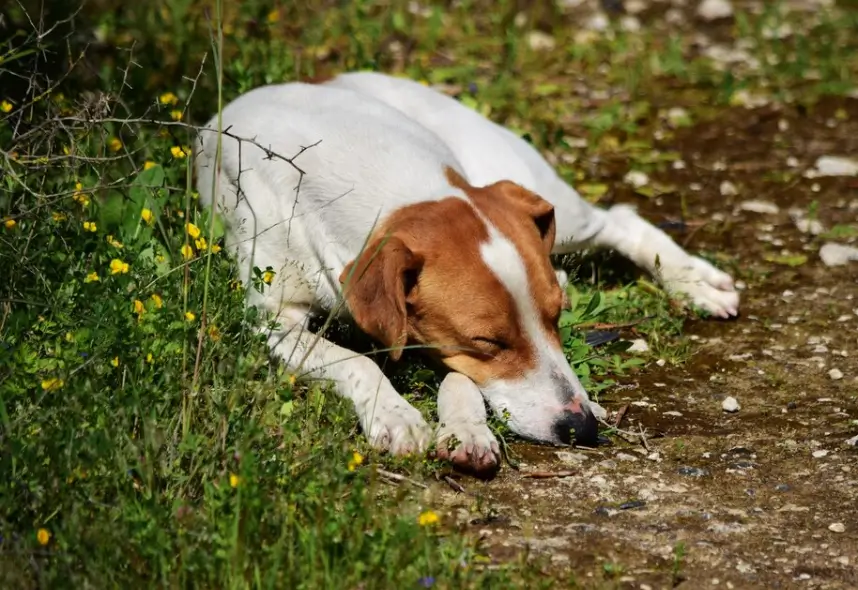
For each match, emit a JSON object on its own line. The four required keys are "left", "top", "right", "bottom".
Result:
{"left": 790, "top": 209, "right": 825, "bottom": 235}
{"left": 620, "top": 16, "right": 641, "bottom": 32}
{"left": 666, "top": 107, "right": 691, "bottom": 128}
{"left": 616, "top": 452, "right": 638, "bottom": 462}
{"left": 804, "top": 155, "right": 858, "bottom": 178}
{"left": 678, "top": 466, "right": 709, "bottom": 477}
{"left": 624, "top": 170, "right": 649, "bottom": 188}
{"left": 812, "top": 449, "right": 829, "bottom": 458}
{"left": 820, "top": 243, "right": 858, "bottom": 267}
{"left": 627, "top": 338, "right": 649, "bottom": 352}
{"left": 737, "top": 200, "right": 780, "bottom": 215}
{"left": 722, "top": 396, "right": 740, "bottom": 413}
{"left": 829, "top": 368, "right": 844, "bottom": 380}
{"left": 719, "top": 180, "right": 738, "bottom": 196}
{"left": 775, "top": 483, "right": 790, "bottom": 492}
{"left": 527, "top": 31, "right": 556, "bottom": 52}
{"left": 556, "top": 451, "right": 589, "bottom": 465}
{"left": 829, "top": 522, "right": 846, "bottom": 533}
{"left": 845, "top": 435, "right": 858, "bottom": 447}
{"left": 697, "top": 0, "right": 733, "bottom": 21}
{"left": 618, "top": 500, "right": 646, "bottom": 510}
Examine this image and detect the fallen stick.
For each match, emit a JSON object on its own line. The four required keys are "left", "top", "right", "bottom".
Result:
{"left": 375, "top": 468, "right": 429, "bottom": 489}
{"left": 443, "top": 475, "right": 467, "bottom": 494}
{"left": 521, "top": 470, "right": 578, "bottom": 479}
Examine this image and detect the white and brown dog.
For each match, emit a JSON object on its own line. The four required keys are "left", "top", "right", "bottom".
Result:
{"left": 195, "top": 72, "right": 738, "bottom": 473}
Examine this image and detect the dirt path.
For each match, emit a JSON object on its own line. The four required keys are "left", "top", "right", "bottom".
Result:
{"left": 430, "top": 97, "right": 858, "bottom": 589}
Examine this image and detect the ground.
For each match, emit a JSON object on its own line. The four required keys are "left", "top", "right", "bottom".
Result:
{"left": 1, "top": 0, "right": 857, "bottom": 588}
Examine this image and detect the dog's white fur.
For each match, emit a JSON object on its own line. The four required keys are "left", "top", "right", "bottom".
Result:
{"left": 195, "top": 73, "right": 738, "bottom": 467}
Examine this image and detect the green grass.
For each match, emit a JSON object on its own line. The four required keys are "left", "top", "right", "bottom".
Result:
{"left": 2, "top": 0, "right": 856, "bottom": 587}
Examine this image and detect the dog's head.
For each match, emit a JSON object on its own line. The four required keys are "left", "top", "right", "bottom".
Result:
{"left": 340, "top": 170, "right": 597, "bottom": 446}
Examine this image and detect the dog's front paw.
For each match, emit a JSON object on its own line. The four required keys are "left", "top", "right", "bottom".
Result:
{"left": 661, "top": 256, "right": 739, "bottom": 319}
{"left": 362, "top": 401, "right": 432, "bottom": 456}
{"left": 436, "top": 420, "right": 501, "bottom": 476}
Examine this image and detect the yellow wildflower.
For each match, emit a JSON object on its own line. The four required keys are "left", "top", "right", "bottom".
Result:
{"left": 417, "top": 510, "right": 439, "bottom": 526}
{"left": 0, "top": 100, "right": 13, "bottom": 113}
{"left": 211, "top": 244, "right": 222, "bottom": 254}
{"left": 4, "top": 218, "right": 16, "bottom": 229}
{"left": 133, "top": 299, "right": 145, "bottom": 315}
{"left": 75, "top": 181, "right": 83, "bottom": 191}
{"left": 186, "top": 222, "right": 201, "bottom": 239}
{"left": 83, "top": 221, "right": 97, "bottom": 232}
{"left": 207, "top": 324, "right": 221, "bottom": 341}
{"left": 111, "top": 357, "right": 119, "bottom": 367}
{"left": 109, "top": 259, "right": 130, "bottom": 275}
{"left": 146, "top": 352, "right": 154, "bottom": 364}
{"left": 73, "top": 193, "right": 90, "bottom": 207}
{"left": 229, "top": 279, "right": 243, "bottom": 291}
{"left": 185, "top": 311, "right": 195, "bottom": 322}
{"left": 180, "top": 244, "right": 194, "bottom": 260}
{"left": 262, "top": 270, "right": 275, "bottom": 284}
{"left": 229, "top": 473, "right": 241, "bottom": 488}
{"left": 170, "top": 145, "right": 189, "bottom": 159}
{"left": 36, "top": 528, "right": 51, "bottom": 546}
{"left": 108, "top": 137, "right": 123, "bottom": 152}
{"left": 141, "top": 208, "right": 153, "bottom": 224}
{"left": 170, "top": 109, "right": 183, "bottom": 121}
{"left": 150, "top": 293, "right": 163, "bottom": 309}
{"left": 41, "top": 378, "right": 64, "bottom": 392}
{"left": 107, "top": 235, "right": 124, "bottom": 249}
{"left": 288, "top": 374, "right": 296, "bottom": 386}
{"left": 194, "top": 237, "right": 207, "bottom": 250}
{"left": 52, "top": 212, "right": 67, "bottom": 222}
{"left": 266, "top": 9, "right": 280, "bottom": 23}
{"left": 347, "top": 451, "right": 364, "bottom": 472}
{"left": 159, "top": 91, "right": 179, "bottom": 105}
{"left": 143, "top": 160, "right": 157, "bottom": 171}
{"left": 84, "top": 271, "right": 100, "bottom": 283}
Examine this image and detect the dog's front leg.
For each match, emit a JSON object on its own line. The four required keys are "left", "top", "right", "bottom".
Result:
{"left": 266, "top": 310, "right": 431, "bottom": 455}
{"left": 435, "top": 372, "right": 501, "bottom": 476}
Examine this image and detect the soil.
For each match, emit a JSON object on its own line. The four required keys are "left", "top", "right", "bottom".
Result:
{"left": 428, "top": 96, "right": 858, "bottom": 589}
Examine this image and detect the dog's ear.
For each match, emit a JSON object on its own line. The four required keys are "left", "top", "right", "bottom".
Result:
{"left": 490, "top": 181, "right": 557, "bottom": 255}
{"left": 340, "top": 234, "right": 423, "bottom": 361}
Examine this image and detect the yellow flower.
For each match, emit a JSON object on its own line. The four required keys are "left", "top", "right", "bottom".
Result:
{"left": 108, "top": 137, "right": 122, "bottom": 152}
{"left": 194, "top": 237, "right": 207, "bottom": 250}
{"left": 288, "top": 374, "right": 296, "bottom": 386}
{"left": 73, "top": 194, "right": 90, "bottom": 207}
{"left": 84, "top": 271, "right": 100, "bottom": 283}
{"left": 36, "top": 528, "right": 51, "bottom": 545}
{"left": 109, "top": 259, "right": 130, "bottom": 275}
{"left": 417, "top": 510, "right": 439, "bottom": 526}
{"left": 4, "top": 218, "right": 15, "bottom": 229}
{"left": 133, "top": 299, "right": 145, "bottom": 315}
{"left": 107, "top": 235, "right": 124, "bottom": 249}
{"left": 211, "top": 244, "right": 222, "bottom": 254}
{"left": 159, "top": 91, "right": 179, "bottom": 105}
{"left": 146, "top": 352, "right": 154, "bottom": 364}
{"left": 0, "top": 100, "right": 13, "bottom": 113}
{"left": 207, "top": 325, "right": 221, "bottom": 341}
{"left": 229, "top": 279, "right": 243, "bottom": 291}
{"left": 141, "top": 208, "right": 153, "bottom": 224}
{"left": 83, "top": 221, "right": 97, "bottom": 232}
{"left": 186, "top": 222, "right": 201, "bottom": 239}
{"left": 180, "top": 244, "right": 194, "bottom": 260}
{"left": 347, "top": 451, "right": 364, "bottom": 472}
{"left": 266, "top": 9, "right": 280, "bottom": 23}
{"left": 185, "top": 311, "right": 195, "bottom": 322}
{"left": 229, "top": 473, "right": 241, "bottom": 488}
{"left": 150, "top": 293, "right": 163, "bottom": 309}
{"left": 75, "top": 181, "right": 83, "bottom": 191}
{"left": 111, "top": 357, "right": 119, "bottom": 367}
{"left": 52, "top": 212, "right": 67, "bottom": 222}
{"left": 143, "top": 161, "right": 157, "bottom": 171}
{"left": 41, "top": 378, "right": 64, "bottom": 392}
{"left": 262, "top": 270, "right": 275, "bottom": 284}
{"left": 170, "top": 145, "right": 189, "bottom": 159}
{"left": 170, "top": 109, "right": 183, "bottom": 121}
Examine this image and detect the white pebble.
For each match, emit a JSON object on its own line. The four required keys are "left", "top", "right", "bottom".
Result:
{"left": 820, "top": 243, "right": 858, "bottom": 267}
{"left": 829, "top": 522, "right": 846, "bottom": 533}
{"left": 829, "top": 368, "right": 844, "bottom": 380}
{"left": 804, "top": 155, "right": 858, "bottom": 178}
{"left": 624, "top": 170, "right": 650, "bottom": 188}
{"left": 697, "top": 0, "right": 734, "bottom": 21}
{"left": 812, "top": 449, "right": 829, "bottom": 458}
{"left": 627, "top": 338, "right": 650, "bottom": 352}
{"left": 719, "top": 180, "right": 738, "bottom": 196}
{"left": 722, "top": 396, "right": 740, "bottom": 413}
{"left": 527, "top": 31, "right": 556, "bottom": 52}
{"left": 737, "top": 200, "right": 779, "bottom": 215}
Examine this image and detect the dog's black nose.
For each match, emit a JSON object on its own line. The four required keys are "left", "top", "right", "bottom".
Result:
{"left": 552, "top": 408, "right": 599, "bottom": 446}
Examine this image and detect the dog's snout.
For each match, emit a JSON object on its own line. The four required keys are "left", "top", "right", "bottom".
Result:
{"left": 552, "top": 407, "right": 598, "bottom": 446}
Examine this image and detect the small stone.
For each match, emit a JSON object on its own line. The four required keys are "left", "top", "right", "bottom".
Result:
{"left": 678, "top": 466, "right": 709, "bottom": 477}
{"left": 618, "top": 499, "right": 646, "bottom": 510}
{"left": 829, "top": 522, "right": 846, "bottom": 533}
{"left": 812, "top": 449, "right": 829, "bottom": 458}
{"left": 666, "top": 107, "right": 691, "bottom": 128}
{"left": 585, "top": 12, "right": 609, "bottom": 31}
{"left": 556, "top": 451, "right": 589, "bottom": 465}
{"left": 627, "top": 338, "right": 649, "bottom": 352}
{"left": 619, "top": 15, "right": 641, "bottom": 32}
{"left": 697, "top": 0, "right": 734, "bottom": 21}
{"left": 846, "top": 435, "right": 858, "bottom": 447}
{"left": 805, "top": 155, "right": 858, "bottom": 178}
{"left": 624, "top": 170, "right": 650, "bottom": 188}
{"left": 829, "top": 368, "right": 844, "bottom": 380}
{"left": 616, "top": 452, "right": 638, "bottom": 462}
{"left": 775, "top": 483, "right": 790, "bottom": 492}
{"left": 737, "top": 200, "right": 780, "bottom": 215}
{"left": 722, "top": 396, "right": 740, "bottom": 413}
{"left": 820, "top": 243, "right": 858, "bottom": 267}
{"left": 527, "top": 31, "right": 556, "bottom": 52}
{"left": 663, "top": 410, "right": 683, "bottom": 417}
{"left": 719, "top": 180, "right": 738, "bottom": 196}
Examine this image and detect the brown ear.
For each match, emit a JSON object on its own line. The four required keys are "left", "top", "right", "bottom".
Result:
{"left": 490, "top": 181, "right": 557, "bottom": 255}
{"left": 339, "top": 234, "right": 423, "bottom": 361}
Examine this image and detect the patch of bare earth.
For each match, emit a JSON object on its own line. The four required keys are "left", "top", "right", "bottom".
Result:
{"left": 425, "top": 98, "right": 858, "bottom": 589}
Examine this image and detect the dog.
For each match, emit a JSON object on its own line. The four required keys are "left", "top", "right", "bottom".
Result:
{"left": 195, "top": 72, "right": 739, "bottom": 474}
